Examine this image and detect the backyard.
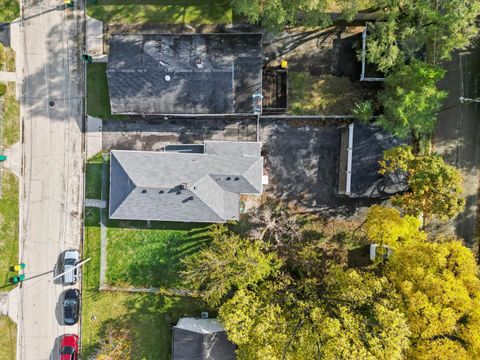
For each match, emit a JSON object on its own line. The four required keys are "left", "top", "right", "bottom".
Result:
{"left": 288, "top": 72, "right": 369, "bottom": 115}
{"left": 87, "top": 0, "right": 232, "bottom": 25}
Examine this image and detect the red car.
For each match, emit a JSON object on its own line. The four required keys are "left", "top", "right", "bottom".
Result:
{"left": 59, "top": 334, "right": 78, "bottom": 360}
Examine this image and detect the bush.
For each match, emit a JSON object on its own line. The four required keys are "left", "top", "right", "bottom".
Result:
{"left": 0, "top": 83, "right": 7, "bottom": 96}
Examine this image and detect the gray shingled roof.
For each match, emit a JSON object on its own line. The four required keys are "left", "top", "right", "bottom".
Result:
{"left": 109, "top": 141, "right": 263, "bottom": 223}
{"left": 172, "top": 318, "right": 236, "bottom": 360}
{"left": 348, "top": 123, "right": 408, "bottom": 198}
{"left": 107, "top": 33, "right": 263, "bottom": 115}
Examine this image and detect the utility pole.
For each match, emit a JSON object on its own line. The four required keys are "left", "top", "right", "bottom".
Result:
{"left": 51, "top": 257, "right": 91, "bottom": 282}
{"left": 459, "top": 96, "right": 480, "bottom": 104}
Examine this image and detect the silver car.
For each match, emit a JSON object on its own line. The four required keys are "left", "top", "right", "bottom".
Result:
{"left": 62, "top": 250, "right": 79, "bottom": 285}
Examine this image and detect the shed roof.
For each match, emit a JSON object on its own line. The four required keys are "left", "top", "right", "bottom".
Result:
{"left": 172, "top": 318, "right": 236, "bottom": 360}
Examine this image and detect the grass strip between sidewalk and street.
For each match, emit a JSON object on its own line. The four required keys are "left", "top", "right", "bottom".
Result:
{"left": 2, "top": 82, "right": 20, "bottom": 147}
{"left": 0, "top": 315, "right": 16, "bottom": 360}
{"left": 0, "top": 171, "right": 19, "bottom": 290}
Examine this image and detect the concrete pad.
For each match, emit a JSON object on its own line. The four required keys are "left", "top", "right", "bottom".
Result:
{"left": 7, "top": 287, "right": 18, "bottom": 323}
{"left": 92, "top": 54, "right": 108, "bottom": 63}
{"left": 0, "top": 71, "right": 16, "bottom": 82}
{"left": 85, "top": 199, "right": 106, "bottom": 208}
{"left": 86, "top": 16, "right": 103, "bottom": 55}
{"left": 87, "top": 116, "right": 102, "bottom": 158}
{"left": 3, "top": 141, "right": 22, "bottom": 177}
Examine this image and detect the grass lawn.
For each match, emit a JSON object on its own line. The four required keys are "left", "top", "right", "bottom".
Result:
{"left": 288, "top": 72, "right": 369, "bottom": 115}
{"left": 0, "top": 44, "right": 15, "bottom": 72}
{"left": 87, "top": 0, "right": 232, "bottom": 25}
{"left": 0, "top": 315, "right": 16, "bottom": 360}
{"left": 82, "top": 208, "right": 207, "bottom": 359}
{"left": 106, "top": 220, "right": 211, "bottom": 288}
{"left": 2, "top": 82, "right": 20, "bottom": 147}
{"left": 0, "top": 171, "right": 19, "bottom": 290}
{"left": 85, "top": 153, "right": 103, "bottom": 200}
{"left": 0, "top": 0, "right": 19, "bottom": 23}
{"left": 87, "top": 64, "right": 127, "bottom": 120}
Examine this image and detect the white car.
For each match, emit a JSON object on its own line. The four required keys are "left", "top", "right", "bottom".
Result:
{"left": 62, "top": 250, "right": 80, "bottom": 285}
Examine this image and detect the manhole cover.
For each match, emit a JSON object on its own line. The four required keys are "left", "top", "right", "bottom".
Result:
{"left": 49, "top": 100, "right": 55, "bottom": 107}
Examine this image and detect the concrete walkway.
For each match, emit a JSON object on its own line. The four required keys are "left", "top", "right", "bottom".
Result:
{"left": 86, "top": 15, "right": 103, "bottom": 56}
{"left": 85, "top": 198, "right": 106, "bottom": 208}
{"left": 0, "top": 71, "right": 16, "bottom": 82}
{"left": 86, "top": 116, "right": 102, "bottom": 158}
{"left": 3, "top": 142, "right": 21, "bottom": 178}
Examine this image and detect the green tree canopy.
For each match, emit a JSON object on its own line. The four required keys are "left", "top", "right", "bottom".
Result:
{"left": 376, "top": 60, "right": 447, "bottom": 139}
{"left": 366, "top": 0, "right": 480, "bottom": 70}
{"left": 379, "top": 145, "right": 465, "bottom": 221}
{"left": 182, "top": 225, "right": 281, "bottom": 306}
{"left": 219, "top": 267, "right": 410, "bottom": 360}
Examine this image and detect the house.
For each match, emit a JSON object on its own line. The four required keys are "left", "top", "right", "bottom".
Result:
{"left": 338, "top": 122, "right": 407, "bottom": 197}
{"left": 109, "top": 141, "right": 263, "bottom": 223}
{"left": 172, "top": 317, "right": 236, "bottom": 360}
{"left": 106, "top": 33, "right": 263, "bottom": 115}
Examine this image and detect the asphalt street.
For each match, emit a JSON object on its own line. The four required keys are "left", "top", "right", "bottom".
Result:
{"left": 434, "top": 47, "right": 480, "bottom": 249}
{"left": 15, "top": 0, "right": 84, "bottom": 359}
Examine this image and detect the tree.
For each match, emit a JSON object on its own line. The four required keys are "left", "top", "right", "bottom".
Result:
{"left": 376, "top": 60, "right": 447, "bottom": 139}
{"left": 385, "top": 239, "right": 480, "bottom": 357}
{"left": 182, "top": 225, "right": 281, "bottom": 306}
{"left": 379, "top": 145, "right": 465, "bottom": 221}
{"left": 364, "top": 205, "right": 425, "bottom": 248}
{"left": 366, "top": 0, "right": 480, "bottom": 69}
{"left": 218, "top": 267, "right": 410, "bottom": 360}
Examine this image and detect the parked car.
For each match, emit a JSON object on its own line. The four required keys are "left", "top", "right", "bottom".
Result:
{"left": 63, "top": 289, "right": 80, "bottom": 325}
{"left": 59, "top": 334, "right": 78, "bottom": 360}
{"left": 62, "top": 250, "right": 79, "bottom": 285}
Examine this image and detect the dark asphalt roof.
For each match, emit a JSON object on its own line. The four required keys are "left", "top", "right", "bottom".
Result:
{"left": 349, "top": 122, "right": 408, "bottom": 198}
{"left": 107, "top": 33, "right": 263, "bottom": 115}
{"left": 109, "top": 141, "right": 263, "bottom": 223}
{"left": 172, "top": 318, "right": 236, "bottom": 360}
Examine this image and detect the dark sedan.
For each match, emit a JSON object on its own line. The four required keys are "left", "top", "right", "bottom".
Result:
{"left": 63, "top": 289, "right": 79, "bottom": 325}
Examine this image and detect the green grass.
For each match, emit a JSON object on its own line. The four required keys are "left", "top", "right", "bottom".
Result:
{"left": 2, "top": 82, "right": 20, "bottom": 147}
{"left": 289, "top": 72, "right": 368, "bottom": 115}
{"left": 81, "top": 208, "right": 207, "bottom": 359}
{"left": 0, "top": 171, "right": 19, "bottom": 290}
{"left": 106, "top": 220, "right": 210, "bottom": 288}
{"left": 0, "top": 44, "right": 15, "bottom": 72}
{"left": 0, "top": 316, "right": 16, "bottom": 360}
{"left": 87, "top": 0, "right": 232, "bottom": 25}
{"left": 87, "top": 64, "right": 126, "bottom": 120}
{"left": 0, "top": 0, "right": 19, "bottom": 23}
{"left": 85, "top": 154, "right": 104, "bottom": 199}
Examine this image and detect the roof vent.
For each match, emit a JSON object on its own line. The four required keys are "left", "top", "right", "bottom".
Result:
{"left": 159, "top": 190, "right": 164, "bottom": 194}
{"left": 141, "top": 189, "right": 147, "bottom": 193}
{"left": 234, "top": 177, "right": 239, "bottom": 181}
{"left": 176, "top": 191, "right": 181, "bottom": 195}
{"left": 226, "top": 177, "right": 231, "bottom": 181}
{"left": 164, "top": 75, "right": 171, "bottom": 82}
{"left": 180, "top": 183, "right": 187, "bottom": 190}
